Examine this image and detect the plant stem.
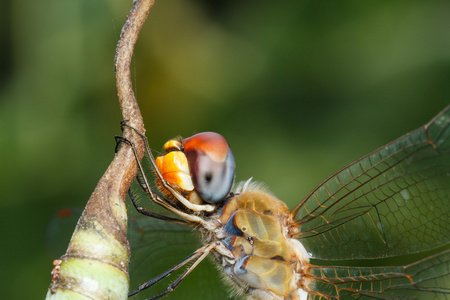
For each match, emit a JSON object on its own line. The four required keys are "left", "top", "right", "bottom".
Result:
{"left": 46, "top": 0, "right": 154, "bottom": 298}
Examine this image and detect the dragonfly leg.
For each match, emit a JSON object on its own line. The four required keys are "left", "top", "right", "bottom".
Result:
{"left": 115, "top": 135, "right": 207, "bottom": 225}
{"left": 115, "top": 135, "right": 151, "bottom": 193}
{"left": 127, "top": 189, "right": 190, "bottom": 226}
{"left": 128, "top": 242, "right": 216, "bottom": 299}
{"left": 114, "top": 135, "right": 123, "bottom": 154}
{"left": 119, "top": 122, "right": 170, "bottom": 188}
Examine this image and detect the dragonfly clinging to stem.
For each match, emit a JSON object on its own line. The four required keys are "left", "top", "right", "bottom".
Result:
{"left": 120, "top": 105, "right": 450, "bottom": 300}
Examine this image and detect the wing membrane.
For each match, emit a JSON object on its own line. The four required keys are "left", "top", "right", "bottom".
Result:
{"left": 306, "top": 249, "right": 450, "bottom": 299}
{"left": 128, "top": 209, "right": 230, "bottom": 300}
{"left": 293, "top": 106, "right": 450, "bottom": 260}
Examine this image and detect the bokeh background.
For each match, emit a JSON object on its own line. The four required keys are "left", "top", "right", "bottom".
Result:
{"left": 0, "top": 0, "right": 449, "bottom": 298}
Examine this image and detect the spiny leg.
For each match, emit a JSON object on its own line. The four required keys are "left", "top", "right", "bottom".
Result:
{"left": 119, "top": 121, "right": 163, "bottom": 183}
{"left": 127, "top": 189, "right": 189, "bottom": 226}
{"left": 115, "top": 134, "right": 151, "bottom": 194}
{"left": 128, "top": 243, "right": 216, "bottom": 299}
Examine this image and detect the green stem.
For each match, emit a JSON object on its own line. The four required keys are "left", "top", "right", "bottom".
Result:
{"left": 46, "top": 0, "right": 155, "bottom": 298}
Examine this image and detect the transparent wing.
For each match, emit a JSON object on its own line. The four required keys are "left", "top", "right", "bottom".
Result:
{"left": 128, "top": 207, "right": 231, "bottom": 300}
{"left": 306, "top": 249, "right": 450, "bottom": 300}
{"left": 293, "top": 106, "right": 450, "bottom": 260}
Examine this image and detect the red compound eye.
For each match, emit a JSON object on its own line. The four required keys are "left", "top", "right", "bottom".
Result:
{"left": 182, "top": 132, "right": 235, "bottom": 203}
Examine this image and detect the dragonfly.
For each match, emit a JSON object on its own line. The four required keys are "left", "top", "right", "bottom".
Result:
{"left": 119, "top": 105, "right": 450, "bottom": 300}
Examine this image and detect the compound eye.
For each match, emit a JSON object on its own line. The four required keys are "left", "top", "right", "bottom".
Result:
{"left": 182, "top": 132, "right": 235, "bottom": 203}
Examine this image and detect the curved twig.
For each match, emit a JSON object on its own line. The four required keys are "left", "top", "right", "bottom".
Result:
{"left": 46, "top": 0, "right": 154, "bottom": 298}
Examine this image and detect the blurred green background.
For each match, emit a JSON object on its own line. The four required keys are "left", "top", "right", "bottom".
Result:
{"left": 0, "top": 0, "right": 449, "bottom": 298}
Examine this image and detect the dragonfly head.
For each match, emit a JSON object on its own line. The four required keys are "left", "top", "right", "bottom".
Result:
{"left": 155, "top": 132, "right": 235, "bottom": 205}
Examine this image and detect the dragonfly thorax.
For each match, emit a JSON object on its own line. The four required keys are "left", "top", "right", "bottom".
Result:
{"left": 202, "top": 182, "right": 311, "bottom": 300}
